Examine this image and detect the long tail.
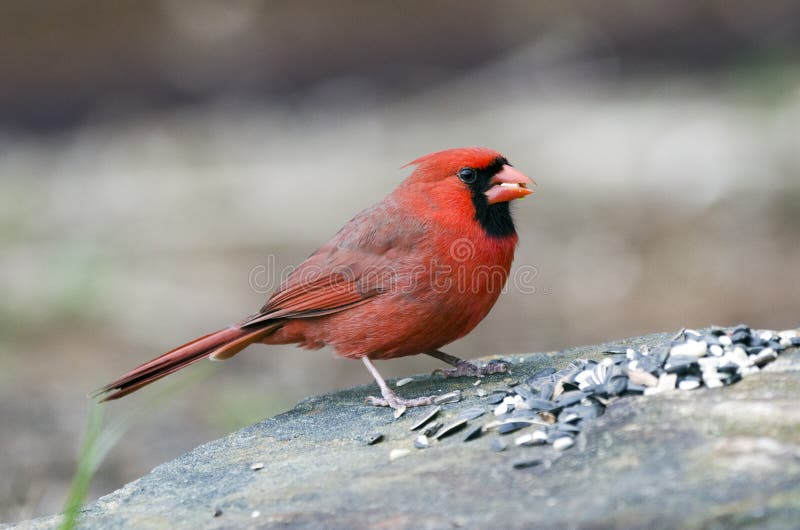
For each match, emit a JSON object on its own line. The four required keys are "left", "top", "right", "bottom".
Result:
{"left": 95, "top": 323, "right": 280, "bottom": 402}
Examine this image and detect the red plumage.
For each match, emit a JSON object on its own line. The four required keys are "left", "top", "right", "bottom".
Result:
{"left": 97, "top": 147, "right": 534, "bottom": 410}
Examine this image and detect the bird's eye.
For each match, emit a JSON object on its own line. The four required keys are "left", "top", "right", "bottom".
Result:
{"left": 458, "top": 168, "right": 477, "bottom": 183}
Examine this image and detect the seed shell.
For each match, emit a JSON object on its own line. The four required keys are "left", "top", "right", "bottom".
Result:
{"left": 410, "top": 406, "right": 441, "bottom": 431}
{"left": 458, "top": 407, "right": 486, "bottom": 421}
{"left": 462, "top": 424, "right": 483, "bottom": 442}
{"left": 434, "top": 418, "right": 468, "bottom": 440}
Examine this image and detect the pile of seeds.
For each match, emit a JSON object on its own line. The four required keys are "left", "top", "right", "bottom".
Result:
{"left": 398, "top": 325, "right": 799, "bottom": 463}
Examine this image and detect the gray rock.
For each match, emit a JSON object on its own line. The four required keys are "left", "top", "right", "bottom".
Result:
{"left": 6, "top": 331, "right": 800, "bottom": 530}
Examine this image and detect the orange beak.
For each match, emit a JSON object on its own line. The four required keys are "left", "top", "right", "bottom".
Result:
{"left": 485, "top": 165, "right": 536, "bottom": 205}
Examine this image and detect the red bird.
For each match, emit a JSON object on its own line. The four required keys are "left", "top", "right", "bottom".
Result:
{"left": 97, "top": 147, "right": 534, "bottom": 412}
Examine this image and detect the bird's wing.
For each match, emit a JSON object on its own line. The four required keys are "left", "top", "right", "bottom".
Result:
{"left": 240, "top": 201, "right": 418, "bottom": 327}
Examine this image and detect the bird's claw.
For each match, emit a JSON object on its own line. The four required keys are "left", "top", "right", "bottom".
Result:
{"left": 367, "top": 394, "right": 438, "bottom": 418}
{"left": 433, "top": 359, "right": 509, "bottom": 379}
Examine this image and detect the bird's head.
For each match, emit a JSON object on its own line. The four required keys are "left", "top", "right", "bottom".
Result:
{"left": 401, "top": 147, "right": 535, "bottom": 237}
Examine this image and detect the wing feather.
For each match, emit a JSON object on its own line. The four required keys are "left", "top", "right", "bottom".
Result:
{"left": 240, "top": 201, "right": 415, "bottom": 327}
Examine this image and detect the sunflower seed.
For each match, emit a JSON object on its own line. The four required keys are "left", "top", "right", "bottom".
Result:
{"left": 555, "top": 422, "right": 582, "bottom": 434}
{"left": 670, "top": 340, "right": 708, "bottom": 359}
{"left": 414, "top": 435, "right": 431, "bottom": 449}
{"left": 708, "top": 345, "right": 724, "bottom": 357}
{"left": 498, "top": 422, "right": 530, "bottom": 435}
{"left": 516, "top": 429, "right": 548, "bottom": 446}
{"left": 595, "top": 375, "right": 627, "bottom": 397}
{"left": 575, "top": 370, "right": 594, "bottom": 386}
{"left": 702, "top": 371, "right": 724, "bottom": 389}
{"left": 752, "top": 348, "right": 777, "bottom": 367}
{"left": 590, "top": 394, "right": 612, "bottom": 407}
{"left": 561, "top": 402, "right": 603, "bottom": 421}
{"left": 740, "top": 366, "right": 761, "bottom": 377}
{"left": 645, "top": 373, "right": 677, "bottom": 395}
{"left": 421, "top": 421, "right": 442, "bottom": 437}
{"left": 250, "top": 462, "right": 264, "bottom": 471}
{"left": 768, "top": 340, "right": 785, "bottom": 352}
{"left": 538, "top": 411, "right": 558, "bottom": 424}
{"left": 394, "top": 326, "right": 782, "bottom": 464}
{"left": 410, "top": 406, "right": 442, "bottom": 430}
{"left": 389, "top": 448, "right": 410, "bottom": 461}
{"left": 609, "top": 354, "right": 628, "bottom": 365}
{"left": 434, "top": 390, "right": 462, "bottom": 405}
{"left": 393, "top": 406, "right": 407, "bottom": 419}
{"left": 459, "top": 407, "right": 486, "bottom": 421}
{"left": 462, "top": 424, "right": 483, "bottom": 442}
{"left": 513, "top": 458, "right": 544, "bottom": 470}
{"left": 435, "top": 418, "right": 468, "bottom": 440}
{"left": 486, "top": 418, "right": 546, "bottom": 431}
{"left": 526, "top": 367, "right": 557, "bottom": 384}
{"left": 553, "top": 437, "right": 575, "bottom": 451}
{"left": 511, "top": 394, "right": 529, "bottom": 410}
{"left": 728, "top": 347, "right": 751, "bottom": 366}
{"left": 678, "top": 377, "right": 701, "bottom": 390}
{"left": 719, "top": 371, "right": 742, "bottom": 385}
{"left": 506, "top": 409, "right": 541, "bottom": 421}
{"left": 512, "top": 384, "right": 537, "bottom": 402}
{"left": 537, "top": 382, "right": 556, "bottom": 400}
{"left": 627, "top": 369, "right": 658, "bottom": 387}
{"left": 486, "top": 391, "right": 508, "bottom": 405}
{"left": 684, "top": 329, "right": 703, "bottom": 340}
{"left": 364, "top": 433, "right": 384, "bottom": 445}
{"left": 395, "top": 377, "right": 414, "bottom": 388}
{"left": 522, "top": 398, "right": 559, "bottom": 411}
{"left": 717, "top": 362, "right": 739, "bottom": 374}
{"left": 494, "top": 403, "right": 510, "bottom": 416}
{"left": 551, "top": 381, "right": 566, "bottom": 400}
{"left": 731, "top": 330, "right": 750, "bottom": 343}
{"left": 635, "top": 355, "right": 661, "bottom": 374}
{"left": 664, "top": 356, "right": 698, "bottom": 374}
{"left": 556, "top": 390, "right": 587, "bottom": 407}
{"left": 515, "top": 433, "right": 535, "bottom": 446}
{"left": 514, "top": 433, "right": 538, "bottom": 446}
{"left": 698, "top": 357, "right": 720, "bottom": 370}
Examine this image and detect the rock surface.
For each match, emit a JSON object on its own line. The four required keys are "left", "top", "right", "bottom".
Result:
{"left": 6, "top": 331, "right": 800, "bottom": 530}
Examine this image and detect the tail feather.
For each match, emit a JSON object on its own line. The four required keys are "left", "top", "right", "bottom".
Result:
{"left": 95, "top": 324, "right": 278, "bottom": 402}
{"left": 209, "top": 323, "right": 279, "bottom": 361}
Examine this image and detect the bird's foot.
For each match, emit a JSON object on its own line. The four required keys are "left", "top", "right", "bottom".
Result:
{"left": 433, "top": 359, "right": 509, "bottom": 379}
{"left": 367, "top": 390, "right": 437, "bottom": 417}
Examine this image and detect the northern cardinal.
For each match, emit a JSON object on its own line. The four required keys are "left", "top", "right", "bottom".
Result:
{"left": 97, "top": 147, "right": 534, "bottom": 412}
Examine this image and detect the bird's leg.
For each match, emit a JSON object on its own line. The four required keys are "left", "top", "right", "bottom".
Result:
{"left": 427, "top": 350, "right": 509, "bottom": 378}
{"left": 362, "top": 357, "right": 437, "bottom": 414}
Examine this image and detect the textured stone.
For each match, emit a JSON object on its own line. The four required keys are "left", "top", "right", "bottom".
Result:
{"left": 6, "top": 331, "right": 800, "bottom": 530}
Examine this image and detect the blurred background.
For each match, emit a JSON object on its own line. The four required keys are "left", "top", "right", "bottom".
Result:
{"left": 1, "top": 0, "right": 799, "bottom": 522}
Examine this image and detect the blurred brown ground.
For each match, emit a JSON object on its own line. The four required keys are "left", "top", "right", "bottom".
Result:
{"left": 1, "top": 0, "right": 799, "bottom": 523}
